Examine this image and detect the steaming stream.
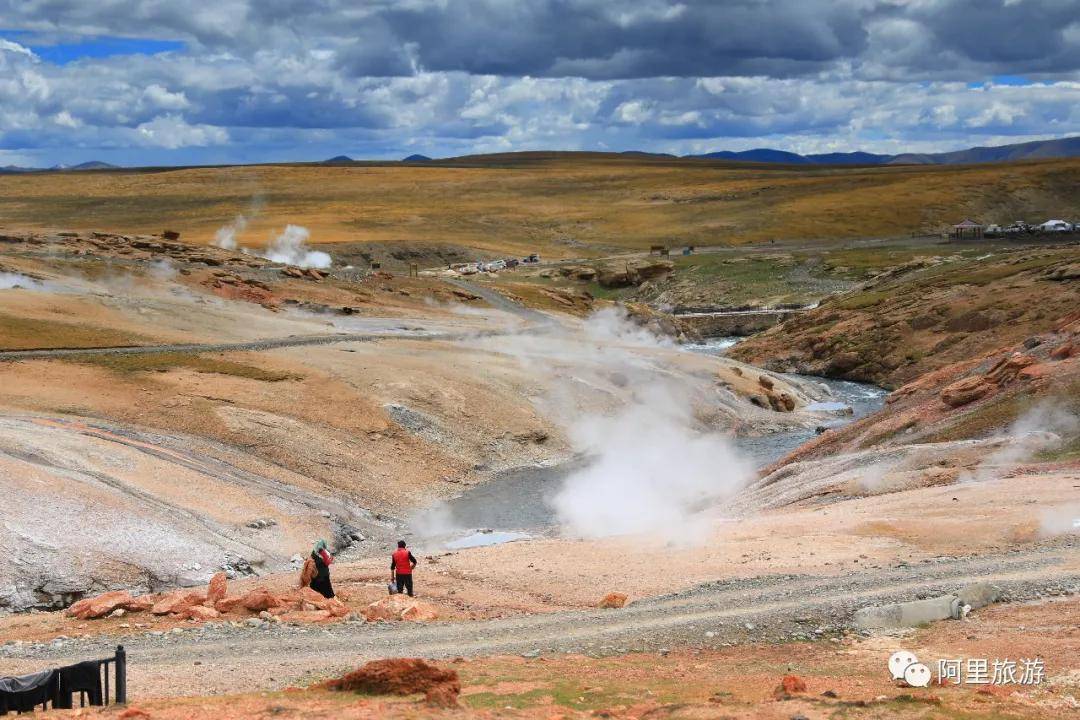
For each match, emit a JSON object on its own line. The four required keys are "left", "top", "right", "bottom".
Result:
{"left": 435, "top": 337, "right": 886, "bottom": 542}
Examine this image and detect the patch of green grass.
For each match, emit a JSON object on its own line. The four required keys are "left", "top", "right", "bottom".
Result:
{"left": 0, "top": 312, "right": 145, "bottom": 351}
{"left": 831, "top": 290, "right": 891, "bottom": 310}
{"left": 68, "top": 352, "right": 301, "bottom": 381}
{"left": 932, "top": 254, "right": 1062, "bottom": 286}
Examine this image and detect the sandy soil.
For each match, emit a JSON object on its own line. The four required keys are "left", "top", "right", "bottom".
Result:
{"left": 10, "top": 597, "right": 1079, "bottom": 719}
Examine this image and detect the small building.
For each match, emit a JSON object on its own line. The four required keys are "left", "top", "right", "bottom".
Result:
{"left": 951, "top": 219, "right": 985, "bottom": 240}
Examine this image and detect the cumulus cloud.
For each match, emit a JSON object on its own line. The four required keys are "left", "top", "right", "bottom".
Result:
{"left": 134, "top": 114, "right": 228, "bottom": 149}
{"left": 0, "top": 1, "right": 1077, "bottom": 165}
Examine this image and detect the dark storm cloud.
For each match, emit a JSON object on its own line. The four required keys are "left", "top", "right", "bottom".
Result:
{"left": 333, "top": 0, "right": 872, "bottom": 79}
{"left": 5, "top": 1, "right": 1078, "bottom": 80}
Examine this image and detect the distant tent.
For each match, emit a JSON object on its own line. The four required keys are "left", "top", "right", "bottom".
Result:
{"left": 1040, "top": 219, "right": 1072, "bottom": 232}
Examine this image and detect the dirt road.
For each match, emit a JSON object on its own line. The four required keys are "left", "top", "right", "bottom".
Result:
{"left": 2, "top": 543, "right": 1076, "bottom": 697}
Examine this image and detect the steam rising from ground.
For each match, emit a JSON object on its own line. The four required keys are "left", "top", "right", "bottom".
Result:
{"left": 212, "top": 196, "right": 330, "bottom": 269}
{"left": 0, "top": 272, "right": 49, "bottom": 290}
{"left": 960, "top": 402, "right": 1079, "bottom": 484}
{"left": 480, "top": 307, "right": 752, "bottom": 543}
{"left": 213, "top": 195, "right": 264, "bottom": 251}
{"left": 214, "top": 213, "right": 249, "bottom": 250}
{"left": 259, "top": 225, "right": 331, "bottom": 269}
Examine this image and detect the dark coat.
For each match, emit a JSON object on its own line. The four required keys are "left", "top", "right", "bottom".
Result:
{"left": 310, "top": 550, "right": 335, "bottom": 599}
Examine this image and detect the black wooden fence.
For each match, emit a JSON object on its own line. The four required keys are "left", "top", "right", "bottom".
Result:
{"left": 0, "top": 645, "right": 126, "bottom": 714}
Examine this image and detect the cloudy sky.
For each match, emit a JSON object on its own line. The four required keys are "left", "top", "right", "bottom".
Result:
{"left": 1, "top": 0, "right": 1078, "bottom": 166}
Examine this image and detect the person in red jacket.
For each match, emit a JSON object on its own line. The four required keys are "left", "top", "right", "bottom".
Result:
{"left": 390, "top": 540, "right": 418, "bottom": 597}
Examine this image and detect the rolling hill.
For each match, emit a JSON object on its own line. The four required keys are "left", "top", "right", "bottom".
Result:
{"left": 0, "top": 153, "right": 1076, "bottom": 256}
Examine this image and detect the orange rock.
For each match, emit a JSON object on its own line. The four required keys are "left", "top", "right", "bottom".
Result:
{"left": 240, "top": 588, "right": 281, "bottom": 612}
{"left": 401, "top": 603, "right": 439, "bottom": 622}
{"left": 298, "top": 587, "right": 330, "bottom": 607}
{"left": 773, "top": 674, "right": 807, "bottom": 698}
{"left": 325, "top": 598, "right": 350, "bottom": 618}
{"left": 183, "top": 605, "right": 220, "bottom": 621}
{"left": 984, "top": 352, "right": 1036, "bottom": 385}
{"left": 598, "top": 592, "right": 628, "bottom": 609}
{"left": 364, "top": 595, "right": 439, "bottom": 622}
{"left": 67, "top": 591, "right": 135, "bottom": 620}
{"left": 214, "top": 596, "right": 244, "bottom": 613}
{"left": 206, "top": 572, "right": 228, "bottom": 603}
{"left": 1050, "top": 342, "right": 1074, "bottom": 360}
{"left": 123, "top": 595, "right": 155, "bottom": 612}
{"left": 118, "top": 708, "right": 151, "bottom": 719}
{"left": 151, "top": 591, "right": 205, "bottom": 616}
{"left": 1018, "top": 363, "right": 1055, "bottom": 380}
{"left": 278, "top": 610, "right": 333, "bottom": 623}
{"left": 939, "top": 376, "right": 991, "bottom": 407}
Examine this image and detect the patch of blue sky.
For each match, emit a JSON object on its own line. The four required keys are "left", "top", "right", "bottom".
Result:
{"left": 0, "top": 31, "right": 183, "bottom": 64}
{"left": 968, "top": 75, "right": 1032, "bottom": 89}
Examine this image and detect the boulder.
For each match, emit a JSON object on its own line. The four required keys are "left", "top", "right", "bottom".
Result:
{"left": 206, "top": 572, "right": 228, "bottom": 603}
{"left": 940, "top": 376, "right": 991, "bottom": 408}
{"left": 758, "top": 375, "right": 775, "bottom": 390}
{"left": 400, "top": 603, "right": 439, "bottom": 622}
{"left": 1050, "top": 342, "right": 1074, "bottom": 361}
{"left": 773, "top": 675, "right": 808, "bottom": 699}
{"left": 559, "top": 265, "right": 597, "bottom": 281}
{"left": 151, "top": 591, "right": 205, "bottom": 616}
{"left": 598, "top": 592, "right": 628, "bottom": 609}
{"left": 125, "top": 595, "right": 155, "bottom": 612}
{"left": 628, "top": 259, "right": 674, "bottom": 281}
{"left": 67, "top": 591, "right": 135, "bottom": 620}
{"left": 240, "top": 587, "right": 281, "bottom": 612}
{"left": 364, "top": 595, "right": 439, "bottom": 622}
{"left": 984, "top": 352, "right": 1036, "bottom": 385}
{"left": 324, "top": 598, "right": 350, "bottom": 618}
{"left": 214, "top": 596, "right": 244, "bottom": 614}
{"left": 597, "top": 267, "right": 635, "bottom": 288}
{"left": 182, "top": 605, "right": 220, "bottom": 621}
{"left": 278, "top": 610, "right": 333, "bottom": 623}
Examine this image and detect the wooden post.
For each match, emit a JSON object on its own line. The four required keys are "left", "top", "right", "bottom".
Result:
{"left": 115, "top": 645, "right": 127, "bottom": 704}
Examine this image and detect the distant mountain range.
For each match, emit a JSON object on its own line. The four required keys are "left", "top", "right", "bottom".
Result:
{"left": 687, "top": 136, "right": 1080, "bottom": 165}
{"left": 5, "top": 136, "right": 1077, "bottom": 173}
{"left": 0, "top": 160, "right": 118, "bottom": 173}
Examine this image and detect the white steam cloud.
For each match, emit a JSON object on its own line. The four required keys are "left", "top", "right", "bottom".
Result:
{"left": 479, "top": 306, "right": 752, "bottom": 543}
{"left": 212, "top": 196, "right": 329, "bottom": 269}
{"left": 0, "top": 272, "right": 49, "bottom": 291}
{"left": 213, "top": 213, "right": 249, "bottom": 250}
{"left": 960, "top": 402, "right": 1079, "bottom": 484}
{"left": 258, "top": 225, "right": 331, "bottom": 269}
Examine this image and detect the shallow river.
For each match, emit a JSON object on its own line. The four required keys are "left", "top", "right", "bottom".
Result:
{"left": 436, "top": 337, "right": 886, "bottom": 541}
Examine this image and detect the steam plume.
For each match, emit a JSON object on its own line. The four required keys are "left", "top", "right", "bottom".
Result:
{"left": 258, "top": 225, "right": 331, "bottom": 269}
{"left": 479, "top": 306, "right": 752, "bottom": 543}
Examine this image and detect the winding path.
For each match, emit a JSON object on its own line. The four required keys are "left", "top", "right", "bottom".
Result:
{"left": 2, "top": 543, "right": 1076, "bottom": 697}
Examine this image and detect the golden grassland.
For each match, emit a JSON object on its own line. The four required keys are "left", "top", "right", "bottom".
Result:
{"left": 1, "top": 154, "right": 1077, "bottom": 258}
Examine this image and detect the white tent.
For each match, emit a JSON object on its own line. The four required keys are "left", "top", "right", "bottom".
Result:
{"left": 1040, "top": 219, "right": 1073, "bottom": 231}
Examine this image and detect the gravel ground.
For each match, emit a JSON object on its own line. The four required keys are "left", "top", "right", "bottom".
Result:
{"left": 2, "top": 543, "right": 1076, "bottom": 698}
